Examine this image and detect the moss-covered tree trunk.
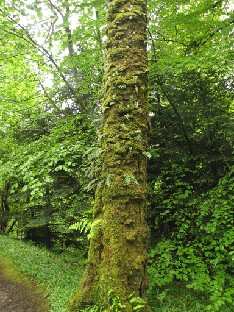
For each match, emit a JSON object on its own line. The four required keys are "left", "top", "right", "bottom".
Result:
{"left": 71, "top": 0, "right": 149, "bottom": 310}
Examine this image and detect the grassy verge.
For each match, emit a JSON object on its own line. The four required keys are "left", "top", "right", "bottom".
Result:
{"left": 0, "top": 235, "right": 84, "bottom": 312}
{"left": 148, "top": 283, "right": 234, "bottom": 312}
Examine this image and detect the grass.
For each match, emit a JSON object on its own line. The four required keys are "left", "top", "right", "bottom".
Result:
{"left": 0, "top": 235, "right": 85, "bottom": 312}
{"left": 148, "top": 283, "right": 234, "bottom": 312}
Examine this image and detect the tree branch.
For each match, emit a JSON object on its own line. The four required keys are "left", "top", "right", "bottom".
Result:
{"left": 156, "top": 76, "right": 194, "bottom": 156}
{"left": 1, "top": 9, "right": 86, "bottom": 112}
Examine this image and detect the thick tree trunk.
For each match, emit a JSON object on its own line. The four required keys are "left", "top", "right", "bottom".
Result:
{"left": 70, "top": 0, "right": 149, "bottom": 310}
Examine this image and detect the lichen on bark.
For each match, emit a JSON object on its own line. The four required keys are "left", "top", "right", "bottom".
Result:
{"left": 70, "top": 0, "right": 150, "bottom": 311}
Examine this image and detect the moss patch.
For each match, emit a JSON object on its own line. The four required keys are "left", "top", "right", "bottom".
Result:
{"left": 0, "top": 256, "right": 49, "bottom": 312}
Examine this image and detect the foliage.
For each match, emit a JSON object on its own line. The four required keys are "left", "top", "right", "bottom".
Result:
{"left": 1, "top": 235, "right": 233, "bottom": 312}
{"left": 0, "top": 2, "right": 99, "bottom": 247}
{"left": 0, "top": 109, "right": 95, "bottom": 249}
{"left": 146, "top": 1, "right": 233, "bottom": 310}
{"left": 148, "top": 166, "right": 234, "bottom": 311}
{"left": 78, "top": 291, "right": 146, "bottom": 312}
{"left": 148, "top": 0, "right": 234, "bottom": 74}
{"left": 148, "top": 283, "right": 234, "bottom": 312}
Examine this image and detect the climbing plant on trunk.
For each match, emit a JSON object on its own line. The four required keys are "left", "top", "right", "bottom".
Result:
{"left": 70, "top": 0, "right": 149, "bottom": 310}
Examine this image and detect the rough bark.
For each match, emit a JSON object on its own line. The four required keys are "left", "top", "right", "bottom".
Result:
{"left": 70, "top": 0, "right": 149, "bottom": 310}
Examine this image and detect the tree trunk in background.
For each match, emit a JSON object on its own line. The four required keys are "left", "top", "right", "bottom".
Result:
{"left": 0, "top": 182, "right": 10, "bottom": 233}
{"left": 70, "top": 0, "right": 149, "bottom": 310}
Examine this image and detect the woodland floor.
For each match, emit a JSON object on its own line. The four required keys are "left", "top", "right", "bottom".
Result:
{"left": 0, "top": 258, "right": 49, "bottom": 312}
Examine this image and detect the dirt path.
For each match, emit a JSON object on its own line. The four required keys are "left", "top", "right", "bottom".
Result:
{"left": 0, "top": 258, "right": 49, "bottom": 312}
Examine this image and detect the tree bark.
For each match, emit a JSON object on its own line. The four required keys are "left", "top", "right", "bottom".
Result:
{"left": 70, "top": 0, "right": 149, "bottom": 310}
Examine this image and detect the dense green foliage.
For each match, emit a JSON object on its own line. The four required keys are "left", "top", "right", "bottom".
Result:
{"left": 0, "top": 0, "right": 233, "bottom": 311}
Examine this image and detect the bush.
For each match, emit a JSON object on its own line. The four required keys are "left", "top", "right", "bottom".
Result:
{"left": 148, "top": 167, "right": 234, "bottom": 311}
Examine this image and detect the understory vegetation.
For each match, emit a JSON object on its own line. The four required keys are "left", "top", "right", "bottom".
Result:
{"left": 0, "top": 235, "right": 233, "bottom": 312}
{"left": 0, "top": 0, "right": 233, "bottom": 311}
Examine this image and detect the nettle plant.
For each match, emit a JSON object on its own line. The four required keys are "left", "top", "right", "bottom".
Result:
{"left": 149, "top": 165, "right": 234, "bottom": 311}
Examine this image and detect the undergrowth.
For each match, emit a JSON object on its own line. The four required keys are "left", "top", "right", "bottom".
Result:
{"left": 148, "top": 283, "right": 234, "bottom": 312}
{"left": 148, "top": 167, "right": 234, "bottom": 312}
{"left": 0, "top": 235, "right": 233, "bottom": 312}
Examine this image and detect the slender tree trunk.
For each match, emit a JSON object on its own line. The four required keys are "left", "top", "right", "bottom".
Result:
{"left": 0, "top": 182, "right": 10, "bottom": 233}
{"left": 70, "top": 0, "right": 149, "bottom": 310}
{"left": 63, "top": 0, "right": 85, "bottom": 112}
{"left": 64, "top": 0, "right": 80, "bottom": 86}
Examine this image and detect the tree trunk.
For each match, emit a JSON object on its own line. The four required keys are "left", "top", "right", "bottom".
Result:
{"left": 0, "top": 182, "right": 10, "bottom": 233}
{"left": 70, "top": 0, "right": 149, "bottom": 310}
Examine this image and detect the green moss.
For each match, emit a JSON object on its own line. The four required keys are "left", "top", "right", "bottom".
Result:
{"left": 0, "top": 257, "right": 28, "bottom": 284}
{"left": 0, "top": 257, "right": 49, "bottom": 311}
{"left": 108, "top": 0, "right": 128, "bottom": 13}
{"left": 108, "top": 47, "right": 129, "bottom": 59}
{"left": 113, "top": 11, "right": 143, "bottom": 24}
{"left": 108, "top": 0, "right": 146, "bottom": 16}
